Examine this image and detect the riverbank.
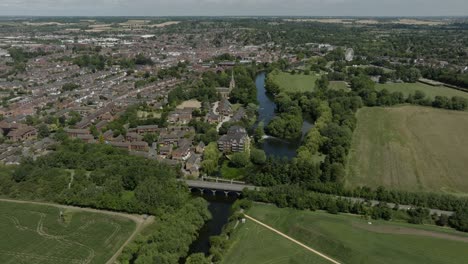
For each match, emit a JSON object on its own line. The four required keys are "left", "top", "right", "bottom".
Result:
{"left": 255, "top": 72, "right": 313, "bottom": 158}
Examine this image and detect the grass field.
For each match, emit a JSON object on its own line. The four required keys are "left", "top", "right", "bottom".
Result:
{"left": 270, "top": 71, "right": 320, "bottom": 93}
{"left": 222, "top": 211, "right": 330, "bottom": 264}
{"left": 346, "top": 106, "right": 468, "bottom": 194}
{"left": 329, "top": 81, "right": 349, "bottom": 91}
{"left": 224, "top": 203, "right": 468, "bottom": 264}
{"left": 220, "top": 161, "right": 246, "bottom": 180}
{"left": 376, "top": 82, "right": 468, "bottom": 100}
{"left": 0, "top": 201, "right": 136, "bottom": 264}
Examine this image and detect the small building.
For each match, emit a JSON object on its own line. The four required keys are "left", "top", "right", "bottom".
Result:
{"left": 206, "top": 111, "right": 221, "bottom": 124}
{"left": 7, "top": 126, "right": 37, "bottom": 142}
{"left": 135, "top": 125, "right": 159, "bottom": 135}
{"left": 196, "top": 141, "right": 205, "bottom": 154}
{"left": 126, "top": 132, "right": 143, "bottom": 142}
{"left": 185, "top": 153, "right": 201, "bottom": 177}
{"left": 77, "top": 134, "right": 95, "bottom": 143}
{"left": 218, "top": 99, "right": 233, "bottom": 117}
{"left": 172, "top": 139, "right": 192, "bottom": 161}
{"left": 65, "top": 128, "right": 90, "bottom": 138}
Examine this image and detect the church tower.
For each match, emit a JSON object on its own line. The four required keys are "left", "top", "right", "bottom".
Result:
{"left": 229, "top": 70, "right": 236, "bottom": 92}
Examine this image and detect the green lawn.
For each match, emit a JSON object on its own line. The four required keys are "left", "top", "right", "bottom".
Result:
{"left": 220, "top": 161, "right": 245, "bottom": 180}
{"left": 227, "top": 203, "right": 468, "bottom": 264}
{"left": 0, "top": 201, "right": 136, "bottom": 264}
{"left": 376, "top": 82, "right": 468, "bottom": 100}
{"left": 222, "top": 211, "right": 330, "bottom": 264}
{"left": 270, "top": 71, "right": 321, "bottom": 93}
{"left": 346, "top": 106, "right": 468, "bottom": 194}
{"left": 329, "top": 81, "right": 349, "bottom": 91}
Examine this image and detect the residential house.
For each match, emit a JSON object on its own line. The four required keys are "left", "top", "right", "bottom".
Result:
{"left": 185, "top": 153, "right": 201, "bottom": 177}
{"left": 65, "top": 128, "right": 90, "bottom": 138}
{"left": 218, "top": 98, "right": 233, "bottom": 116}
{"left": 135, "top": 125, "right": 159, "bottom": 135}
{"left": 7, "top": 126, "right": 37, "bottom": 142}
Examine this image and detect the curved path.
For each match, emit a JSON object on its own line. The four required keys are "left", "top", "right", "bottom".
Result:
{"left": 0, "top": 198, "right": 154, "bottom": 264}
{"left": 244, "top": 214, "right": 341, "bottom": 264}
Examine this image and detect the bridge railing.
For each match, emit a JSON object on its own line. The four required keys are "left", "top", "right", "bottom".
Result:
{"left": 201, "top": 176, "right": 246, "bottom": 185}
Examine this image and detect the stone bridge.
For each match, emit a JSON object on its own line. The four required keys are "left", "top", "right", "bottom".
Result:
{"left": 183, "top": 176, "right": 257, "bottom": 196}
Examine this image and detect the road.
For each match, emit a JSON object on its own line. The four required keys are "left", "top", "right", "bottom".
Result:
{"left": 244, "top": 214, "right": 341, "bottom": 264}
{"left": 0, "top": 198, "right": 154, "bottom": 264}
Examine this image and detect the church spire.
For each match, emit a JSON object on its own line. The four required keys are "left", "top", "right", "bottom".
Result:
{"left": 229, "top": 70, "right": 235, "bottom": 90}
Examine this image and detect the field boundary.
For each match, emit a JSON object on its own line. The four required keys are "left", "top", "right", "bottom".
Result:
{"left": 244, "top": 214, "right": 341, "bottom": 264}
{"left": 0, "top": 198, "right": 154, "bottom": 264}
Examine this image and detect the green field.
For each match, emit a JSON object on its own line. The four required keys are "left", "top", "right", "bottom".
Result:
{"left": 346, "top": 106, "right": 468, "bottom": 194}
{"left": 329, "top": 81, "right": 349, "bottom": 91}
{"left": 222, "top": 211, "right": 329, "bottom": 264}
{"left": 270, "top": 71, "right": 320, "bottom": 93}
{"left": 220, "top": 161, "right": 245, "bottom": 180}
{"left": 224, "top": 203, "right": 468, "bottom": 264}
{"left": 376, "top": 82, "right": 468, "bottom": 100}
{"left": 0, "top": 201, "right": 136, "bottom": 264}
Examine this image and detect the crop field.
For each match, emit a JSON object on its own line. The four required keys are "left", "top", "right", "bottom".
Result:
{"left": 270, "top": 71, "right": 320, "bottom": 93}
{"left": 376, "top": 82, "right": 468, "bottom": 100}
{"left": 0, "top": 200, "right": 136, "bottom": 264}
{"left": 226, "top": 203, "right": 468, "bottom": 264}
{"left": 346, "top": 106, "right": 468, "bottom": 194}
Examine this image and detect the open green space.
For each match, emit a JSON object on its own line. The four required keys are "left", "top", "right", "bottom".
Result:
{"left": 346, "top": 106, "right": 468, "bottom": 194}
{"left": 222, "top": 209, "right": 329, "bottom": 264}
{"left": 0, "top": 201, "right": 136, "bottom": 264}
{"left": 329, "top": 81, "right": 349, "bottom": 91}
{"left": 220, "top": 161, "right": 246, "bottom": 180}
{"left": 225, "top": 203, "right": 468, "bottom": 264}
{"left": 270, "top": 71, "right": 320, "bottom": 93}
{"left": 376, "top": 82, "right": 468, "bottom": 100}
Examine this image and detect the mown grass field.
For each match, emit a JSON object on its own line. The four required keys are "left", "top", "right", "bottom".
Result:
{"left": 224, "top": 203, "right": 468, "bottom": 264}
{"left": 346, "top": 106, "right": 468, "bottom": 194}
{"left": 270, "top": 71, "right": 320, "bottom": 93}
{"left": 0, "top": 201, "right": 136, "bottom": 264}
{"left": 376, "top": 82, "right": 468, "bottom": 100}
{"left": 329, "top": 81, "right": 349, "bottom": 91}
{"left": 222, "top": 210, "right": 330, "bottom": 264}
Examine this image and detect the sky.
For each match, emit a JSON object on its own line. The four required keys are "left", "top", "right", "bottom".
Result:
{"left": 0, "top": 0, "right": 467, "bottom": 17}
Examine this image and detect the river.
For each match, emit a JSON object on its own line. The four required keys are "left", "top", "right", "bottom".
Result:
{"left": 184, "top": 72, "right": 312, "bottom": 260}
{"left": 255, "top": 72, "right": 313, "bottom": 158}
{"left": 183, "top": 192, "right": 235, "bottom": 260}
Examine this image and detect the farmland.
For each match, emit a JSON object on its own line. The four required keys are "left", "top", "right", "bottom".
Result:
{"left": 269, "top": 71, "right": 320, "bottom": 93}
{"left": 0, "top": 200, "right": 137, "bottom": 264}
{"left": 346, "top": 106, "right": 468, "bottom": 194}
{"left": 376, "top": 82, "right": 468, "bottom": 100}
{"left": 224, "top": 203, "right": 468, "bottom": 264}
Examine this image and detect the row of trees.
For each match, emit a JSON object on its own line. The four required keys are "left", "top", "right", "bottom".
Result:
{"left": 243, "top": 185, "right": 468, "bottom": 232}
{"left": 351, "top": 75, "right": 468, "bottom": 111}
{"left": 119, "top": 198, "right": 211, "bottom": 264}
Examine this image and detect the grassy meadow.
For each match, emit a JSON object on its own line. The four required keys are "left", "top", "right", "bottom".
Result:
{"left": 376, "top": 82, "right": 468, "bottom": 100}
{"left": 223, "top": 203, "right": 468, "bottom": 264}
{"left": 270, "top": 71, "right": 320, "bottom": 93}
{"left": 346, "top": 106, "right": 468, "bottom": 194}
{"left": 0, "top": 201, "right": 136, "bottom": 264}
{"left": 329, "top": 81, "right": 349, "bottom": 91}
